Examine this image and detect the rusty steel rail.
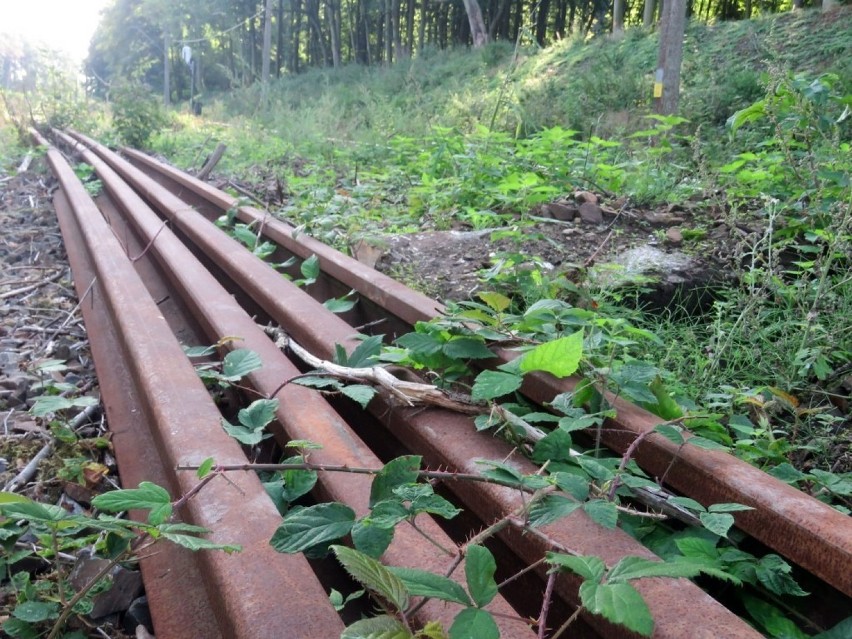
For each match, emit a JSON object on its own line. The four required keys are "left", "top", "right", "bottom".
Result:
{"left": 52, "top": 129, "right": 535, "bottom": 637}
{"left": 54, "top": 132, "right": 772, "bottom": 638}
{"left": 114, "top": 142, "right": 852, "bottom": 599}
{"left": 41, "top": 133, "right": 346, "bottom": 638}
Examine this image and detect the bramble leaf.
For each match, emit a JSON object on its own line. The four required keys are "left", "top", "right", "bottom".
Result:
{"left": 387, "top": 567, "right": 472, "bottom": 606}
{"left": 369, "top": 456, "right": 422, "bottom": 507}
{"left": 92, "top": 481, "right": 172, "bottom": 525}
{"left": 471, "top": 370, "right": 522, "bottom": 400}
{"left": 583, "top": 499, "right": 618, "bottom": 529}
{"left": 341, "top": 615, "right": 412, "bottom": 639}
{"left": 332, "top": 545, "right": 410, "bottom": 611}
{"left": 546, "top": 553, "right": 606, "bottom": 583}
{"left": 579, "top": 581, "right": 653, "bottom": 636}
{"left": 221, "top": 349, "right": 262, "bottom": 380}
{"left": 519, "top": 330, "right": 583, "bottom": 378}
{"left": 449, "top": 608, "right": 499, "bottom": 639}
{"left": 528, "top": 495, "right": 583, "bottom": 528}
{"left": 270, "top": 503, "right": 355, "bottom": 553}
{"left": 465, "top": 545, "right": 498, "bottom": 608}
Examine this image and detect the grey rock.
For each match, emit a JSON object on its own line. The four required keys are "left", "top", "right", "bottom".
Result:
{"left": 547, "top": 202, "right": 578, "bottom": 221}
{"left": 123, "top": 596, "right": 154, "bottom": 636}
{"left": 642, "top": 212, "right": 685, "bottom": 227}
{"left": 665, "top": 227, "right": 684, "bottom": 246}
{"left": 578, "top": 202, "right": 604, "bottom": 225}
{"left": 70, "top": 550, "right": 144, "bottom": 619}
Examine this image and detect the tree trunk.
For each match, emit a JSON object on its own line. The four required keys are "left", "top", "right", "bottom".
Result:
{"left": 384, "top": 0, "right": 393, "bottom": 63}
{"left": 643, "top": 0, "right": 656, "bottom": 26}
{"left": 535, "top": 0, "right": 551, "bottom": 45}
{"left": 822, "top": 0, "right": 838, "bottom": 11}
{"left": 276, "top": 0, "right": 285, "bottom": 76}
{"left": 327, "top": 0, "right": 341, "bottom": 66}
{"left": 163, "top": 33, "right": 170, "bottom": 105}
{"left": 419, "top": 0, "right": 429, "bottom": 51}
{"left": 654, "top": 0, "right": 687, "bottom": 115}
{"left": 791, "top": 0, "right": 803, "bottom": 10}
{"left": 462, "top": 0, "right": 489, "bottom": 47}
{"left": 613, "top": 0, "right": 625, "bottom": 34}
{"left": 261, "top": 0, "right": 274, "bottom": 99}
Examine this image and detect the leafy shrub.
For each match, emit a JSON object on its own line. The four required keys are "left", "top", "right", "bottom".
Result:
{"left": 110, "top": 80, "right": 166, "bottom": 148}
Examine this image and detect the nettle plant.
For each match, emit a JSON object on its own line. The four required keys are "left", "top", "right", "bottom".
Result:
{"left": 184, "top": 300, "right": 839, "bottom": 638}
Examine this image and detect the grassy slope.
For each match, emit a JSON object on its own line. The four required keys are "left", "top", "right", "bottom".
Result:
{"left": 169, "top": 5, "right": 851, "bottom": 165}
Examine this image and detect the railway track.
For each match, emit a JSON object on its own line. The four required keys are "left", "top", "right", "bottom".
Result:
{"left": 34, "top": 129, "right": 851, "bottom": 638}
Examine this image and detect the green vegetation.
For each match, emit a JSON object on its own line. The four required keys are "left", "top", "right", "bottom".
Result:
{"left": 2, "top": 5, "right": 850, "bottom": 639}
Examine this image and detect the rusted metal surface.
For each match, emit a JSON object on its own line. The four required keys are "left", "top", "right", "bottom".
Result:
{"left": 45, "top": 142, "right": 345, "bottom": 638}
{"left": 61, "top": 136, "right": 767, "bottom": 638}
{"left": 59, "top": 131, "right": 533, "bottom": 637}
{"left": 115, "top": 142, "right": 852, "bottom": 599}
{"left": 121, "top": 146, "right": 442, "bottom": 329}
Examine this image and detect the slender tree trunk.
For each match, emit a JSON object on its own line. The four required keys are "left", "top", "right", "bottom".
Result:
{"left": 405, "top": 0, "right": 416, "bottom": 53}
{"left": 791, "top": 0, "right": 803, "bottom": 10}
{"left": 643, "top": 0, "right": 656, "bottom": 26}
{"left": 384, "top": 0, "right": 393, "bottom": 62}
{"left": 613, "top": 0, "right": 625, "bottom": 34}
{"left": 327, "top": 0, "right": 341, "bottom": 66}
{"left": 419, "top": 0, "right": 429, "bottom": 51}
{"left": 261, "top": 0, "right": 274, "bottom": 100}
{"left": 276, "top": 0, "right": 285, "bottom": 76}
{"left": 535, "top": 0, "right": 551, "bottom": 45}
{"left": 654, "top": 0, "right": 687, "bottom": 115}
{"left": 163, "top": 33, "right": 170, "bottom": 105}
{"left": 822, "top": 0, "right": 838, "bottom": 11}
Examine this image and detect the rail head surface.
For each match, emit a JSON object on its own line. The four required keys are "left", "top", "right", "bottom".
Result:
{"left": 109, "top": 139, "right": 852, "bottom": 599}
{"left": 45, "top": 140, "right": 345, "bottom": 638}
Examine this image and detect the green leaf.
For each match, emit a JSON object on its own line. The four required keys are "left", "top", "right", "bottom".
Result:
{"left": 653, "top": 423, "right": 685, "bottom": 445}
{"left": 531, "top": 428, "right": 573, "bottom": 463}
{"left": 688, "top": 436, "right": 730, "bottom": 451}
{"left": 238, "top": 398, "right": 279, "bottom": 430}
{"left": 279, "top": 456, "right": 318, "bottom": 502}
{"left": 387, "top": 567, "right": 472, "bottom": 606}
{"left": 465, "top": 545, "right": 498, "bottom": 608}
{"left": 29, "top": 395, "right": 81, "bottom": 417}
{"left": 346, "top": 334, "right": 385, "bottom": 368}
{"left": 755, "top": 555, "right": 808, "bottom": 597}
{"left": 707, "top": 503, "right": 754, "bottom": 513}
{"left": 699, "top": 512, "right": 735, "bottom": 538}
{"left": 519, "top": 330, "right": 583, "bottom": 378}
{"left": 2, "top": 617, "right": 39, "bottom": 639}
{"left": 12, "top": 600, "right": 59, "bottom": 623}
{"left": 642, "top": 377, "right": 682, "bottom": 420}
{"left": 583, "top": 499, "right": 619, "bottom": 529}
{"left": 0, "top": 499, "right": 72, "bottom": 524}
{"left": 605, "top": 556, "right": 704, "bottom": 583}
{"left": 668, "top": 496, "right": 706, "bottom": 513}
{"left": 324, "top": 296, "right": 358, "bottom": 313}
{"left": 196, "top": 457, "right": 215, "bottom": 479}
{"left": 221, "top": 418, "right": 268, "bottom": 446}
{"left": 741, "top": 592, "right": 808, "bottom": 639}
{"left": 341, "top": 384, "right": 377, "bottom": 408}
{"left": 767, "top": 463, "right": 807, "bottom": 484}
{"left": 369, "top": 456, "right": 422, "bottom": 507}
{"left": 528, "top": 495, "right": 583, "bottom": 528}
{"left": 478, "top": 292, "right": 511, "bottom": 313}
{"left": 369, "top": 500, "right": 410, "bottom": 528}
{"left": 449, "top": 608, "right": 499, "bottom": 639}
{"left": 396, "top": 332, "right": 444, "bottom": 356}
{"left": 470, "top": 370, "right": 522, "bottom": 401}
{"left": 332, "top": 545, "right": 410, "bottom": 611}
{"left": 300, "top": 254, "right": 321, "bottom": 282}
{"left": 92, "top": 482, "right": 172, "bottom": 525}
{"left": 409, "top": 493, "right": 461, "bottom": 520}
{"left": 579, "top": 581, "right": 653, "bottom": 636}
{"left": 270, "top": 503, "right": 356, "bottom": 553}
{"left": 546, "top": 553, "right": 606, "bottom": 582}
{"left": 341, "top": 615, "right": 412, "bottom": 639}
{"left": 352, "top": 519, "right": 395, "bottom": 558}
{"left": 443, "top": 337, "right": 493, "bottom": 360}
{"left": 222, "top": 349, "right": 263, "bottom": 380}
{"left": 552, "top": 472, "right": 590, "bottom": 501}
{"left": 161, "top": 532, "right": 241, "bottom": 553}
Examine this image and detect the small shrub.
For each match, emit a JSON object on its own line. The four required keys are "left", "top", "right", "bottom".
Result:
{"left": 110, "top": 80, "right": 166, "bottom": 148}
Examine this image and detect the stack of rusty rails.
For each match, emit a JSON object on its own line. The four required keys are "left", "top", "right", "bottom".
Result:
{"left": 33, "top": 130, "right": 347, "bottom": 638}
{"left": 50, "top": 129, "right": 535, "bottom": 637}
{"left": 50, "top": 131, "right": 774, "bottom": 638}
{"left": 113, "top": 138, "right": 852, "bottom": 601}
